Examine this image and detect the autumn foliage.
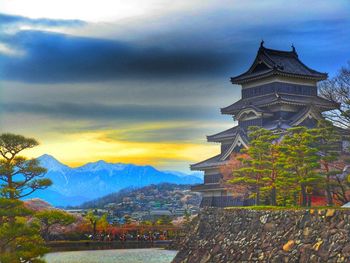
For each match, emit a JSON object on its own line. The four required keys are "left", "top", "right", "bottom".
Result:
{"left": 220, "top": 153, "right": 251, "bottom": 198}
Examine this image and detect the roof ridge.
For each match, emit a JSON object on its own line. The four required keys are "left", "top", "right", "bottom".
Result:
{"left": 260, "top": 46, "right": 297, "bottom": 57}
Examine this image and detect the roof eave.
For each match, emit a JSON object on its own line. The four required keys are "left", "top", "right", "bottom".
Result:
{"left": 206, "top": 135, "right": 221, "bottom": 143}
{"left": 230, "top": 70, "right": 274, "bottom": 84}
{"left": 190, "top": 158, "right": 227, "bottom": 171}
{"left": 221, "top": 107, "right": 239, "bottom": 115}
{"left": 207, "top": 136, "right": 237, "bottom": 143}
{"left": 231, "top": 70, "right": 327, "bottom": 85}
{"left": 221, "top": 99, "right": 337, "bottom": 116}
{"left": 190, "top": 164, "right": 221, "bottom": 171}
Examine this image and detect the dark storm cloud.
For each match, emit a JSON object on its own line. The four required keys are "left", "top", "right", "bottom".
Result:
{"left": 0, "top": 13, "right": 85, "bottom": 27}
{"left": 0, "top": 30, "right": 237, "bottom": 83}
{"left": 2, "top": 101, "right": 218, "bottom": 121}
{"left": 1, "top": 11, "right": 349, "bottom": 83}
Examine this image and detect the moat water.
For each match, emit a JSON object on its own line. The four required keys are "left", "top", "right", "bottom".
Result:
{"left": 44, "top": 248, "right": 178, "bottom": 263}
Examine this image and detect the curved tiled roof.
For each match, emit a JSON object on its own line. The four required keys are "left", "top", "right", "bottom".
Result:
{"left": 231, "top": 45, "right": 327, "bottom": 84}
{"left": 190, "top": 154, "right": 226, "bottom": 171}
{"left": 207, "top": 126, "right": 239, "bottom": 142}
{"left": 221, "top": 93, "right": 338, "bottom": 115}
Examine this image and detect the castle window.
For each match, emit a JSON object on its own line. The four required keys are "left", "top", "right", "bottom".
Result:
{"left": 242, "top": 83, "right": 317, "bottom": 99}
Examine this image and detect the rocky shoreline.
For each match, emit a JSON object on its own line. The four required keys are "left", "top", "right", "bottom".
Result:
{"left": 172, "top": 208, "right": 350, "bottom": 263}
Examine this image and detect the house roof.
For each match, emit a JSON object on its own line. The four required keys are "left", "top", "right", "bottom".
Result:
{"left": 221, "top": 93, "right": 338, "bottom": 115}
{"left": 231, "top": 43, "right": 328, "bottom": 84}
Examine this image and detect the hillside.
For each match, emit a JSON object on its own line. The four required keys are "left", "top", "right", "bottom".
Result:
{"left": 24, "top": 155, "right": 202, "bottom": 207}
{"left": 78, "top": 183, "right": 201, "bottom": 210}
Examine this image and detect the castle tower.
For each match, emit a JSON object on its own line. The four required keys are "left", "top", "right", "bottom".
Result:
{"left": 191, "top": 43, "right": 338, "bottom": 207}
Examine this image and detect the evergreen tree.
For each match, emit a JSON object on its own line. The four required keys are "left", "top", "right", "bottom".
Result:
{"left": 230, "top": 127, "right": 279, "bottom": 205}
{"left": 315, "top": 120, "right": 341, "bottom": 206}
{"left": 35, "top": 210, "right": 76, "bottom": 241}
{"left": 275, "top": 166, "right": 299, "bottom": 206}
{"left": 0, "top": 133, "right": 52, "bottom": 199}
{"left": 0, "top": 133, "right": 51, "bottom": 262}
{"left": 0, "top": 198, "right": 48, "bottom": 263}
{"left": 278, "top": 127, "right": 322, "bottom": 206}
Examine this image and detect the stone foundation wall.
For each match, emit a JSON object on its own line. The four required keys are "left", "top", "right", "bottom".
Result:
{"left": 172, "top": 208, "right": 350, "bottom": 263}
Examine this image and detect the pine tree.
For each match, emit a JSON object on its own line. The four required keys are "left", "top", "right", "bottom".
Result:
{"left": 314, "top": 120, "right": 341, "bottom": 206}
{"left": 35, "top": 210, "right": 76, "bottom": 241}
{"left": 0, "top": 198, "right": 48, "bottom": 263}
{"left": 278, "top": 127, "right": 322, "bottom": 206}
{"left": 0, "top": 133, "right": 51, "bottom": 262}
{"left": 230, "top": 127, "right": 279, "bottom": 205}
{"left": 0, "top": 133, "right": 52, "bottom": 199}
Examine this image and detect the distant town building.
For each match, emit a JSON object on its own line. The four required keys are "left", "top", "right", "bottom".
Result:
{"left": 150, "top": 209, "right": 172, "bottom": 216}
{"left": 191, "top": 42, "right": 340, "bottom": 207}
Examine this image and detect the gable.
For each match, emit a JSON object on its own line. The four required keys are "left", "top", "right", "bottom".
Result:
{"left": 220, "top": 133, "right": 249, "bottom": 161}
{"left": 298, "top": 117, "right": 318, "bottom": 128}
{"left": 236, "top": 108, "right": 262, "bottom": 120}
{"left": 290, "top": 107, "right": 322, "bottom": 127}
{"left": 251, "top": 62, "right": 270, "bottom": 73}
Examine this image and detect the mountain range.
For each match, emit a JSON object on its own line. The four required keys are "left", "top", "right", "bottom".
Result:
{"left": 24, "top": 154, "right": 203, "bottom": 207}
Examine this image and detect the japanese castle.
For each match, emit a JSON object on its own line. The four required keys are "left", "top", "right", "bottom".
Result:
{"left": 191, "top": 42, "right": 339, "bottom": 207}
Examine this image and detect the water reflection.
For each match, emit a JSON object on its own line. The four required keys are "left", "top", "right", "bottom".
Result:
{"left": 44, "top": 248, "right": 177, "bottom": 263}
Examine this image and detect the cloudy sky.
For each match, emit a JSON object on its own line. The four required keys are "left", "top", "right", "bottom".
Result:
{"left": 0, "top": 0, "right": 349, "bottom": 171}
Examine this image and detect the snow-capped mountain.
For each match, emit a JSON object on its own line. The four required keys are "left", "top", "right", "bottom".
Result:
{"left": 25, "top": 155, "right": 202, "bottom": 207}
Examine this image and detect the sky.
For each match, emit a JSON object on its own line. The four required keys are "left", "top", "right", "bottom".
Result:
{"left": 0, "top": 0, "right": 349, "bottom": 171}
